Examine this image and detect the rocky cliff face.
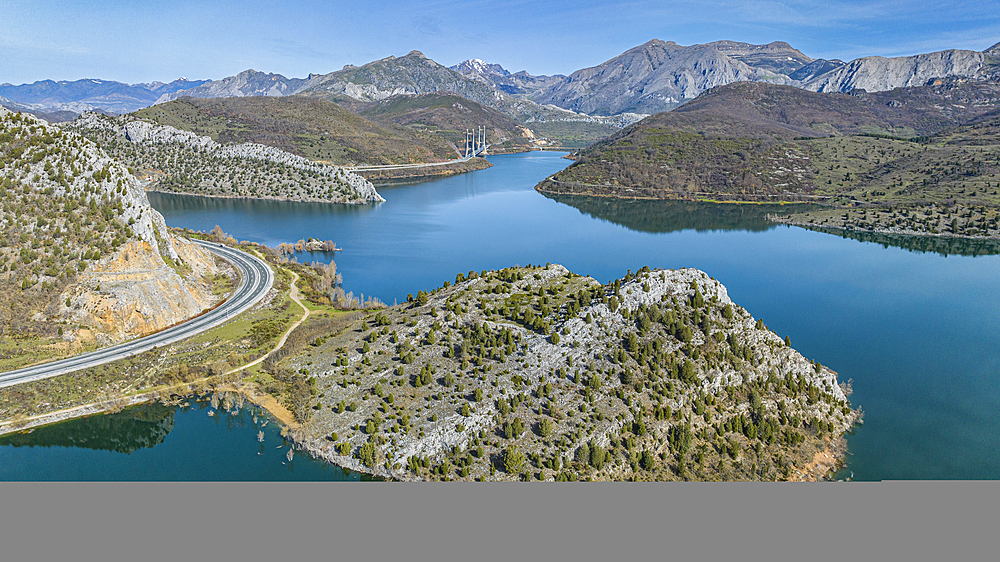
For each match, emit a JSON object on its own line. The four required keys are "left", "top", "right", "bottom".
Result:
{"left": 531, "top": 40, "right": 797, "bottom": 115}
{"left": 64, "top": 238, "right": 220, "bottom": 345}
{"left": 803, "top": 49, "right": 987, "bottom": 93}
{"left": 0, "top": 107, "right": 226, "bottom": 345}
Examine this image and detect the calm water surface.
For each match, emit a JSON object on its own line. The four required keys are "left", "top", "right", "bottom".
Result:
{"left": 0, "top": 397, "right": 371, "bottom": 480}
{"left": 3, "top": 152, "right": 999, "bottom": 480}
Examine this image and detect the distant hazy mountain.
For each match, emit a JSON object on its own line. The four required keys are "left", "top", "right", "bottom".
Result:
{"left": 296, "top": 51, "right": 503, "bottom": 106}
{"left": 155, "top": 69, "right": 309, "bottom": 103}
{"left": 0, "top": 77, "right": 207, "bottom": 114}
{"left": 0, "top": 95, "right": 79, "bottom": 122}
{"left": 450, "top": 59, "right": 565, "bottom": 95}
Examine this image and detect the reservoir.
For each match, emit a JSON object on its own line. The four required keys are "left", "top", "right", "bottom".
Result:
{"left": 3, "top": 151, "right": 999, "bottom": 480}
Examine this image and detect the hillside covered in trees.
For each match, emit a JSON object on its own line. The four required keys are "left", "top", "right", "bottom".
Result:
{"left": 68, "top": 110, "right": 385, "bottom": 203}
{"left": 537, "top": 81, "right": 1000, "bottom": 197}
{"left": 271, "top": 264, "right": 858, "bottom": 481}
{"left": 0, "top": 107, "right": 226, "bottom": 369}
{"left": 537, "top": 80, "right": 1000, "bottom": 238}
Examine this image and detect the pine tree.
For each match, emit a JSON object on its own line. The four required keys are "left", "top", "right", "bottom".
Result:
{"left": 503, "top": 445, "right": 524, "bottom": 474}
{"left": 358, "top": 440, "right": 376, "bottom": 467}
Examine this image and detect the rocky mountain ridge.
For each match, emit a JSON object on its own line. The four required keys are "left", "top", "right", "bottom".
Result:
{"left": 524, "top": 40, "right": 995, "bottom": 115}
{"left": 5, "top": 40, "right": 996, "bottom": 138}
{"left": 154, "top": 69, "right": 308, "bottom": 104}
{"left": 69, "top": 112, "right": 384, "bottom": 203}
{"left": 531, "top": 39, "right": 787, "bottom": 115}
{"left": 802, "top": 49, "right": 987, "bottom": 94}
{"left": 450, "top": 59, "right": 566, "bottom": 96}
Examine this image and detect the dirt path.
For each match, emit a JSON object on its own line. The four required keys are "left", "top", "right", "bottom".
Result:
{"left": 226, "top": 268, "right": 310, "bottom": 376}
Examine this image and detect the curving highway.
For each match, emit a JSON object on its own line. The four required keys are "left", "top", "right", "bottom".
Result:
{"left": 0, "top": 239, "right": 274, "bottom": 389}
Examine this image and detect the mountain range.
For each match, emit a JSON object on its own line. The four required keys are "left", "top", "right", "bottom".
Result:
{"left": 460, "top": 39, "right": 998, "bottom": 115}
{"left": 0, "top": 77, "right": 209, "bottom": 115}
{"left": 2, "top": 39, "right": 998, "bottom": 139}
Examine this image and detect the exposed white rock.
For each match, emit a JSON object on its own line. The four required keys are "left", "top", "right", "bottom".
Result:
{"left": 804, "top": 49, "right": 986, "bottom": 93}
{"left": 72, "top": 112, "right": 384, "bottom": 203}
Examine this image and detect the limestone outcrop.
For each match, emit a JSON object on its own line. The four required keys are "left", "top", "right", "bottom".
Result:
{"left": 0, "top": 106, "right": 227, "bottom": 346}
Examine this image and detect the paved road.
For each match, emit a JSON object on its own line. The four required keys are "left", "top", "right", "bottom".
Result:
{"left": 0, "top": 239, "right": 274, "bottom": 389}
{"left": 344, "top": 144, "right": 491, "bottom": 172}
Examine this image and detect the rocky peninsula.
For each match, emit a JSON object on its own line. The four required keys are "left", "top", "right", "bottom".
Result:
{"left": 67, "top": 112, "right": 384, "bottom": 204}
{"left": 272, "top": 264, "right": 859, "bottom": 481}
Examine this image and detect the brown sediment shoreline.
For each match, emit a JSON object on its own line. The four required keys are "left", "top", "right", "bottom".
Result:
{"left": 786, "top": 437, "right": 849, "bottom": 482}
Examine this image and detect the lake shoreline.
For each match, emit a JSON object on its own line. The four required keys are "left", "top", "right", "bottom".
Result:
{"left": 770, "top": 216, "right": 1000, "bottom": 242}
{"left": 145, "top": 188, "right": 380, "bottom": 206}
{"left": 534, "top": 183, "right": 831, "bottom": 206}
{"left": 0, "top": 380, "right": 853, "bottom": 482}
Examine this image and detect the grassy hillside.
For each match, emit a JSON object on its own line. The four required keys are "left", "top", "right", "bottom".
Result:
{"left": 134, "top": 96, "right": 466, "bottom": 165}
{"left": 353, "top": 93, "right": 535, "bottom": 154}
{"left": 538, "top": 81, "right": 1000, "bottom": 233}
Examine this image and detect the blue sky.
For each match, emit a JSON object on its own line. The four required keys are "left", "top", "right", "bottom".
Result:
{"left": 1, "top": 0, "right": 997, "bottom": 85}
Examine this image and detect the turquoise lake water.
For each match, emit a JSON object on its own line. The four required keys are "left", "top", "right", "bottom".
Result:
{"left": 3, "top": 151, "right": 999, "bottom": 480}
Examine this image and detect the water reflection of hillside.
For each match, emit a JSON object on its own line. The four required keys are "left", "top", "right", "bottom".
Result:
{"left": 0, "top": 403, "right": 175, "bottom": 454}
{"left": 545, "top": 193, "right": 812, "bottom": 233}
{"left": 806, "top": 226, "right": 1000, "bottom": 257}
{"left": 547, "top": 193, "right": 1000, "bottom": 256}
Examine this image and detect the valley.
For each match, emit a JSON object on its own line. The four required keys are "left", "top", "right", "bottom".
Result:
{"left": 3, "top": 33, "right": 1000, "bottom": 483}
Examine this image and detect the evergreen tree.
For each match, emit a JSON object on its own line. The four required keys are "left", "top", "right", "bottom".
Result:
{"left": 358, "top": 440, "right": 376, "bottom": 467}
{"left": 503, "top": 445, "right": 524, "bottom": 474}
